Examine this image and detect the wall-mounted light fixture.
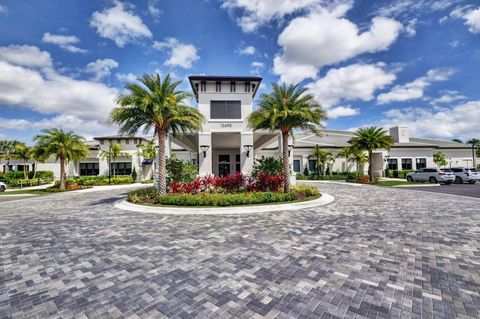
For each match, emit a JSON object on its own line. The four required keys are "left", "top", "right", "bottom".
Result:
{"left": 288, "top": 144, "right": 294, "bottom": 156}
{"left": 200, "top": 145, "right": 210, "bottom": 158}
{"left": 243, "top": 144, "right": 253, "bottom": 157}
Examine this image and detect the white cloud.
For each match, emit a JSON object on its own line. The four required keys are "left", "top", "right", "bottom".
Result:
{"left": 376, "top": 0, "right": 457, "bottom": 18}
{"left": 273, "top": 4, "right": 403, "bottom": 83}
{"left": 306, "top": 63, "right": 396, "bottom": 107}
{"left": 377, "top": 68, "right": 453, "bottom": 104}
{"left": 220, "top": 0, "right": 323, "bottom": 32}
{"left": 148, "top": 0, "right": 162, "bottom": 20}
{"left": 405, "top": 19, "right": 417, "bottom": 36}
{"left": 431, "top": 91, "right": 466, "bottom": 104}
{"left": 451, "top": 6, "right": 480, "bottom": 33}
{"left": 41, "top": 32, "right": 87, "bottom": 53}
{"left": 250, "top": 61, "right": 264, "bottom": 75}
{"left": 85, "top": 59, "right": 119, "bottom": 81}
{"left": 0, "top": 5, "right": 7, "bottom": 13}
{"left": 0, "top": 45, "right": 52, "bottom": 68}
{"left": 153, "top": 38, "right": 199, "bottom": 69}
{"left": 239, "top": 45, "right": 256, "bottom": 55}
{"left": 449, "top": 40, "right": 460, "bottom": 48}
{"left": 328, "top": 106, "right": 359, "bottom": 119}
{"left": 0, "top": 45, "right": 118, "bottom": 137}
{"left": 90, "top": 1, "right": 152, "bottom": 47}
{"left": 378, "top": 100, "right": 480, "bottom": 140}
{"left": 116, "top": 72, "right": 137, "bottom": 82}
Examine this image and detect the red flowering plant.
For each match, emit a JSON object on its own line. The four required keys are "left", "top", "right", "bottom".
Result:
{"left": 214, "top": 172, "right": 247, "bottom": 193}
{"left": 254, "top": 172, "right": 284, "bottom": 192}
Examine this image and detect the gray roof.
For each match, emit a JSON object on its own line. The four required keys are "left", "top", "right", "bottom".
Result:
{"left": 263, "top": 129, "right": 470, "bottom": 150}
{"left": 93, "top": 135, "right": 152, "bottom": 141}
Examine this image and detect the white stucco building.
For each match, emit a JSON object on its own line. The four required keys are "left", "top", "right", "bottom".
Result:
{"left": 1, "top": 75, "right": 476, "bottom": 180}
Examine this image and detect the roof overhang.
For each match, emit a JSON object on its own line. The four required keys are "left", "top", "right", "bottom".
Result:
{"left": 188, "top": 75, "right": 263, "bottom": 102}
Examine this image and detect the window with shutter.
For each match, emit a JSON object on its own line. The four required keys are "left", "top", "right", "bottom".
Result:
{"left": 210, "top": 100, "right": 241, "bottom": 119}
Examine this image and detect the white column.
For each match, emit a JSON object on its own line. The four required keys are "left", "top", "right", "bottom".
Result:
{"left": 288, "top": 135, "right": 294, "bottom": 175}
{"left": 165, "top": 134, "right": 171, "bottom": 158}
{"left": 241, "top": 133, "right": 254, "bottom": 175}
{"left": 198, "top": 133, "right": 212, "bottom": 176}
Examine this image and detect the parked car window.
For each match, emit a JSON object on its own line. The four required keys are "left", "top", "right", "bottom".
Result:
{"left": 467, "top": 168, "right": 478, "bottom": 172}
{"left": 440, "top": 168, "right": 453, "bottom": 172}
{"left": 451, "top": 168, "right": 462, "bottom": 172}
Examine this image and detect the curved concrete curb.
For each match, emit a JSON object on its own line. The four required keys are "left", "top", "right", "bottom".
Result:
{"left": 114, "top": 193, "right": 335, "bottom": 215}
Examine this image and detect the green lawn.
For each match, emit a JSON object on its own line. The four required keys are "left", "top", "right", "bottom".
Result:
{"left": 0, "top": 189, "right": 50, "bottom": 196}
{"left": 377, "top": 180, "right": 426, "bottom": 187}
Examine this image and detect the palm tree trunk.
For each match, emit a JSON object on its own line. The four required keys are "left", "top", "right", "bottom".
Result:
{"left": 282, "top": 131, "right": 290, "bottom": 193}
{"left": 157, "top": 129, "right": 167, "bottom": 194}
{"left": 368, "top": 150, "right": 373, "bottom": 182}
{"left": 345, "top": 156, "right": 349, "bottom": 173}
{"left": 32, "top": 161, "right": 37, "bottom": 179}
{"left": 60, "top": 155, "right": 65, "bottom": 190}
{"left": 23, "top": 160, "right": 27, "bottom": 179}
{"left": 113, "top": 156, "right": 116, "bottom": 178}
{"left": 5, "top": 159, "right": 9, "bottom": 173}
{"left": 472, "top": 145, "right": 476, "bottom": 168}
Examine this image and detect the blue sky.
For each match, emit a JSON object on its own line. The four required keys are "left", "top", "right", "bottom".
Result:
{"left": 0, "top": 0, "right": 479, "bottom": 144}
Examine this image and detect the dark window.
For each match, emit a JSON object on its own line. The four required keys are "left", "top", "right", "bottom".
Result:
{"left": 210, "top": 100, "right": 241, "bottom": 119}
{"left": 441, "top": 168, "right": 453, "bottom": 173}
{"left": 17, "top": 165, "right": 29, "bottom": 172}
{"left": 244, "top": 81, "right": 251, "bottom": 93}
{"left": 387, "top": 158, "right": 398, "bottom": 170}
{"left": 308, "top": 160, "right": 318, "bottom": 172}
{"left": 451, "top": 168, "right": 462, "bottom": 172}
{"left": 230, "top": 81, "right": 236, "bottom": 92}
{"left": 117, "top": 139, "right": 121, "bottom": 144}
{"left": 219, "top": 155, "right": 229, "bottom": 163}
{"left": 216, "top": 81, "right": 221, "bottom": 92}
{"left": 236, "top": 163, "right": 240, "bottom": 173}
{"left": 80, "top": 163, "right": 99, "bottom": 176}
{"left": 235, "top": 154, "right": 240, "bottom": 162}
{"left": 100, "top": 140, "right": 104, "bottom": 145}
{"left": 134, "top": 138, "right": 138, "bottom": 145}
{"left": 110, "top": 162, "right": 131, "bottom": 176}
{"left": 293, "top": 160, "right": 301, "bottom": 173}
{"left": 200, "top": 81, "right": 206, "bottom": 92}
{"left": 415, "top": 158, "right": 426, "bottom": 169}
{"left": 401, "top": 158, "right": 412, "bottom": 170}
{"left": 125, "top": 139, "right": 129, "bottom": 145}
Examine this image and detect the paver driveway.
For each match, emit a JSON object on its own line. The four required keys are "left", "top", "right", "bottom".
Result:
{"left": 1, "top": 183, "right": 480, "bottom": 319}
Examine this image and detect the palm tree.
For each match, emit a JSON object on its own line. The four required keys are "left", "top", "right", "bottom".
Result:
{"left": 138, "top": 139, "right": 156, "bottom": 161}
{"left": 348, "top": 150, "right": 368, "bottom": 175}
{"left": 466, "top": 138, "right": 480, "bottom": 167}
{"left": 111, "top": 74, "right": 204, "bottom": 194}
{"left": 312, "top": 146, "right": 334, "bottom": 176}
{"left": 336, "top": 146, "right": 353, "bottom": 173}
{"left": 14, "top": 143, "right": 31, "bottom": 179}
{"left": 348, "top": 127, "right": 394, "bottom": 182}
{"left": 0, "top": 139, "right": 22, "bottom": 173}
{"left": 452, "top": 138, "right": 463, "bottom": 144}
{"left": 30, "top": 145, "right": 49, "bottom": 179}
{"left": 100, "top": 143, "right": 130, "bottom": 177}
{"left": 248, "top": 83, "right": 327, "bottom": 192}
{"left": 33, "top": 128, "right": 89, "bottom": 190}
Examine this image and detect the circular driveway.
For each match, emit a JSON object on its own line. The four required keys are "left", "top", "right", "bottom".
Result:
{"left": 0, "top": 183, "right": 479, "bottom": 318}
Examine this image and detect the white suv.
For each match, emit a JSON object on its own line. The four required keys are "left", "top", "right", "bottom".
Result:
{"left": 451, "top": 167, "right": 480, "bottom": 184}
{"left": 406, "top": 168, "right": 455, "bottom": 184}
{"left": 0, "top": 181, "right": 6, "bottom": 192}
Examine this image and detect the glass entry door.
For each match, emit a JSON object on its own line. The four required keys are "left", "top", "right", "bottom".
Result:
{"left": 218, "top": 154, "right": 230, "bottom": 176}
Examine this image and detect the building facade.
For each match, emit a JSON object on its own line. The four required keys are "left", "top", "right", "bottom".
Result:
{"left": 1, "top": 75, "right": 475, "bottom": 179}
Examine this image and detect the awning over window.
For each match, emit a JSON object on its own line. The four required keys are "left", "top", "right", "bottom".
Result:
{"left": 142, "top": 159, "right": 153, "bottom": 165}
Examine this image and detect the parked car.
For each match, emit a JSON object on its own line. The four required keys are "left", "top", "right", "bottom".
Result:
{"left": 406, "top": 168, "right": 455, "bottom": 184}
{"left": 0, "top": 181, "right": 6, "bottom": 192}
{"left": 450, "top": 167, "right": 480, "bottom": 184}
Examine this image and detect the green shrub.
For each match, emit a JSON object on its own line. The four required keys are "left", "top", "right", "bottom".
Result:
{"left": 131, "top": 168, "right": 137, "bottom": 182}
{"left": 397, "top": 170, "right": 415, "bottom": 179}
{"left": 29, "top": 170, "right": 54, "bottom": 179}
{"left": 166, "top": 157, "right": 198, "bottom": 183}
{"left": 154, "top": 191, "right": 297, "bottom": 207}
{"left": 296, "top": 172, "right": 357, "bottom": 180}
{"left": 291, "top": 185, "right": 319, "bottom": 199}
{"left": 72, "top": 175, "right": 133, "bottom": 186}
{"left": 128, "top": 187, "right": 158, "bottom": 203}
{"left": 251, "top": 156, "right": 283, "bottom": 178}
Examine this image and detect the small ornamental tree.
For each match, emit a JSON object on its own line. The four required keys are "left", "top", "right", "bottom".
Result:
{"left": 433, "top": 151, "right": 448, "bottom": 167}
{"left": 251, "top": 156, "right": 283, "bottom": 178}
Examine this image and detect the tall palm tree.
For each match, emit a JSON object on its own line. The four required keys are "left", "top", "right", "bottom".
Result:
{"left": 0, "top": 139, "right": 22, "bottom": 173}
{"left": 248, "top": 83, "right": 327, "bottom": 192}
{"left": 312, "top": 146, "right": 334, "bottom": 176}
{"left": 14, "top": 143, "right": 31, "bottom": 179}
{"left": 30, "top": 145, "right": 49, "bottom": 179}
{"left": 336, "top": 146, "right": 353, "bottom": 173}
{"left": 100, "top": 143, "right": 130, "bottom": 177}
{"left": 348, "top": 127, "right": 394, "bottom": 182}
{"left": 111, "top": 74, "right": 204, "bottom": 194}
{"left": 466, "top": 138, "right": 480, "bottom": 167}
{"left": 452, "top": 138, "right": 463, "bottom": 144}
{"left": 34, "top": 128, "right": 89, "bottom": 190}
{"left": 348, "top": 150, "right": 368, "bottom": 175}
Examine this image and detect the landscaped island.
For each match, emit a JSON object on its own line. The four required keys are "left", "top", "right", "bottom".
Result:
{"left": 128, "top": 173, "right": 320, "bottom": 207}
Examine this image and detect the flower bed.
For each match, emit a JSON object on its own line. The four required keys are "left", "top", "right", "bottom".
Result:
{"left": 69, "top": 175, "right": 133, "bottom": 186}
{"left": 127, "top": 181, "right": 320, "bottom": 207}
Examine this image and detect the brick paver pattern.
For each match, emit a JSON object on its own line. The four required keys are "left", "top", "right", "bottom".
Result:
{"left": 1, "top": 183, "right": 480, "bottom": 318}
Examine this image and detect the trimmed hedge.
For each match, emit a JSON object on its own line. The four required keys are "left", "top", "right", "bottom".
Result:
{"left": 155, "top": 192, "right": 297, "bottom": 207}
{"left": 384, "top": 170, "right": 415, "bottom": 179}
{"left": 296, "top": 172, "right": 358, "bottom": 180}
{"left": 127, "top": 185, "right": 320, "bottom": 207}
{"left": 72, "top": 176, "right": 133, "bottom": 186}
